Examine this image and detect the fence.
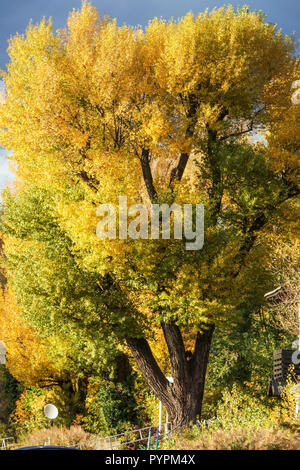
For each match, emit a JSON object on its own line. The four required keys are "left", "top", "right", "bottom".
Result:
{"left": 0, "top": 437, "right": 14, "bottom": 450}
{"left": 6, "top": 419, "right": 218, "bottom": 450}
{"left": 72, "top": 423, "right": 169, "bottom": 450}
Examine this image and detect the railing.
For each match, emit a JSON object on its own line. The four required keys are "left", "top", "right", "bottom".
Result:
{"left": 12, "top": 418, "right": 219, "bottom": 450}
{"left": 69, "top": 419, "right": 214, "bottom": 450}
{"left": 0, "top": 437, "right": 14, "bottom": 450}
{"left": 72, "top": 423, "right": 169, "bottom": 450}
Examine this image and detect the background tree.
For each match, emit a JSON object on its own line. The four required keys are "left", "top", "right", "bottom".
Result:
{"left": 264, "top": 241, "right": 300, "bottom": 337}
{"left": 0, "top": 2, "right": 299, "bottom": 425}
{"left": 0, "top": 286, "right": 58, "bottom": 386}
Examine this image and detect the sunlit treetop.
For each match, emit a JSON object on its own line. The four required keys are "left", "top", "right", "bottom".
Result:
{"left": 0, "top": 2, "right": 299, "bottom": 331}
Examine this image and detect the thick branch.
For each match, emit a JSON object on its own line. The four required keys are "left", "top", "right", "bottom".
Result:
{"left": 190, "top": 324, "right": 215, "bottom": 376}
{"left": 125, "top": 335, "right": 170, "bottom": 402}
{"left": 169, "top": 153, "right": 189, "bottom": 187}
{"left": 168, "top": 93, "right": 207, "bottom": 187}
{"left": 161, "top": 322, "right": 189, "bottom": 386}
{"left": 76, "top": 170, "right": 99, "bottom": 193}
{"left": 219, "top": 122, "right": 254, "bottom": 141}
{"left": 66, "top": 136, "right": 100, "bottom": 193}
{"left": 140, "top": 148, "right": 157, "bottom": 202}
{"left": 219, "top": 107, "right": 265, "bottom": 142}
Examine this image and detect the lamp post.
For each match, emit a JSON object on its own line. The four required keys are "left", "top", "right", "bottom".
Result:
{"left": 44, "top": 404, "right": 58, "bottom": 429}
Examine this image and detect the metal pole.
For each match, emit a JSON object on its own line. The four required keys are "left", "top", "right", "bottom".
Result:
{"left": 155, "top": 430, "right": 160, "bottom": 450}
{"left": 147, "top": 427, "right": 152, "bottom": 450}
{"left": 158, "top": 400, "right": 162, "bottom": 432}
{"left": 165, "top": 411, "right": 169, "bottom": 434}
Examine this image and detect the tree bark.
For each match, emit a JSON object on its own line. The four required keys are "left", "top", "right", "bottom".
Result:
{"left": 169, "top": 153, "right": 189, "bottom": 186}
{"left": 125, "top": 323, "right": 214, "bottom": 427}
{"left": 140, "top": 148, "right": 157, "bottom": 202}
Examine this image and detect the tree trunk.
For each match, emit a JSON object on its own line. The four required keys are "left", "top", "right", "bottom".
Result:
{"left": 125, "top": 323, "right": 214, "bottom": 427}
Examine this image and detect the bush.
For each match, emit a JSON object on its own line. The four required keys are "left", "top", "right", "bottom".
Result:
{"left": 11, "top": 386, "right": 74, "bottom": 434}
{"left": 84, "top": 378, "right": 139, "bottom": 435}
{"left": 214, "top": 385, "right": 278, "bottom": 430}
{"left": 11, "top": 387, "right": 50, "bottom": 435}
{"left": 0, "top": 420, "right": 9, "bottom": 437}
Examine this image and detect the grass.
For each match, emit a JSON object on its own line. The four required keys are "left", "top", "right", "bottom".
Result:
{"left": 162, "top": 425, "right": 300, "bottom": 450}
{"left": 14, "top": 425, "right": 93, "bottom": 449}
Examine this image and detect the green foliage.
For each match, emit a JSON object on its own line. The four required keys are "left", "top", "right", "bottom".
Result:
{"left": 0, "top": 420, "right": 9, "bottom": 438}
{"left": 0, "top": 366, "right": 22, "bottom": 419}
{"left": 84, "top": 378, "right": 140, "bottom": 435}
{"left": 12, "top": 387, "right": 50, "bottom": 435}
{"left": 1, "top": 186, "right": 123, "bottom": 376}
{"left": 203, "top": 308, "right": 292, "bottom": 412}
{"left": 214, "top": 385, "right": 276, "bottom": 430}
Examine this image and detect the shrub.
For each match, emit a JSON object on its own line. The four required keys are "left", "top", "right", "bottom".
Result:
{"left": 163, "top": 426, "right": 300, "bottom": 450}
{"left": 214, "top": 385, "right": 278, "bottom": 430}
{"left": 0, "top": 420, "right": 9, "bottom": 437}
{"left": 11, "top": 385, "right": 75, "bottom": 436}
{"left": 84, "top": 378, "right": 139, "bottom": 435}
{"left": 11, "top": 387, "right": 49, "bottom": 434}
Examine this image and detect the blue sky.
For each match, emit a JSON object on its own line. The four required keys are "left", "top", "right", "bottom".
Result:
{"left": 0, "top": 0, "right": 300, "bottom": 192}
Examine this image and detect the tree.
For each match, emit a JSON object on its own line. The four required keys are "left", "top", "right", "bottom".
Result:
{"left": 0, "top": 2, "right": 299, "bottom": 425}
{"left": 259, "top": 76, "right": 300, "bottom": 339}
{"left": 1, "top": 186, "right": 141, "bottom": 428}
{"left": 0, "top": 286, "right": 58, "bottom": 386}
{"left": 265, "top": 241, "right": 300, "bottom": 338}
